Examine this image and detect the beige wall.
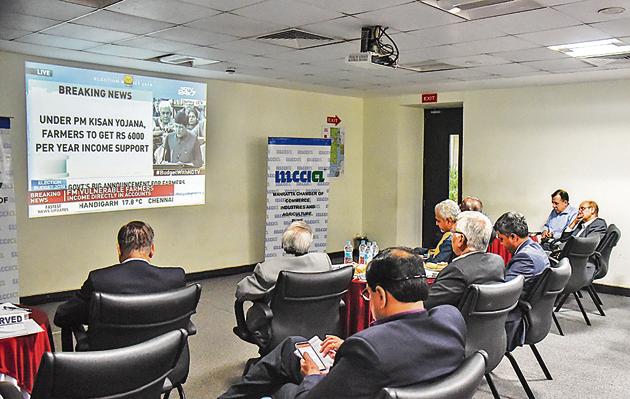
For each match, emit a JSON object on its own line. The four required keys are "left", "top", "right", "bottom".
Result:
{"left": 0, "top": 51, "right": 364, "bottom": 296}
{"left": 364, "top": 82, "right": 630, "bottom": 288}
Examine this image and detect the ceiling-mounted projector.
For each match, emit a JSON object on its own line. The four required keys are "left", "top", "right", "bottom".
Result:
{"left": 345, "top": 51, "right": 397, "bottom": 69}
{"left": 346, "top": 26, "right": 398, "bottom": 69}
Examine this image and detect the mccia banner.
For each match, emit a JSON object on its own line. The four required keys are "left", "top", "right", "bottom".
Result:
{"left": 0, "top": 117, "right": 19, "bottom": 302}
{"left": 265, "top": 137, "right": 331, "bottom": 259}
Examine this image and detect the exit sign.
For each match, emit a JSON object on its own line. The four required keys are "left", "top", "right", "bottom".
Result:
{"left": 421, "top": 93, "right": 438, "bottom": 103}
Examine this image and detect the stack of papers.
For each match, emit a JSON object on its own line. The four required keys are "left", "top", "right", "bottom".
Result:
{"left": 0, "top": 303, "right": 43, "bottom": 339}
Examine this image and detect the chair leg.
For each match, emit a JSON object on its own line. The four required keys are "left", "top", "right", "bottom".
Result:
{"left": 590, "top": 285, "right": 604, "bottom": 306}
{"left": 505, "top": 352, "right": 536, "bottom": 399}
{"left": 552, "top": 313, "right": 564, "bottom": 336}
{"left": 529, "top": 344, "right": 552, "bottom": 380}
{"left": 176, "top": 384, "right": 186, "bottom": 399}
{"left": 554, "top": 293, "right": 570, "bottom": 313}
{"left": 586, "top": 286, "right": 606, "bottom": 316}
{"left": 576, "top": 290, "right": 583, "bottom": 298}
{"left": 573, "top": 292, "right": 591, "bottom": 326}
{"left": 485, "top": 373, "right": 501, "bottom": 399}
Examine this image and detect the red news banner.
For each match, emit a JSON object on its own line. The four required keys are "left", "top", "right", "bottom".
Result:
{"left": 29, "top": 182, "right": 175, "bottom": 205}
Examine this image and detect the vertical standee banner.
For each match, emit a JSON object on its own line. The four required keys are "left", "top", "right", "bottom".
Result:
{"left": 0, "top": 117, "right": 19, "bottom": 302}
{"left": 265, "top": 137, "right": 331, "bottom": 259}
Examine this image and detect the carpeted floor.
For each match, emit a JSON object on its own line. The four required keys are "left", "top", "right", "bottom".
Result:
{"left": 39, "top": 273, "right": 630, "bottom": 398}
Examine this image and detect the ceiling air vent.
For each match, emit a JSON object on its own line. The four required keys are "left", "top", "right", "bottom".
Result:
{"left": 399, "top": 60, "right": 460, "bottom": 73}
{"left": 257, "top": 29, "right": 340, "bottom": 49}
{"left": 420, "top": 0, "right": 543, "bottom": 20}
{"left": 582, "top": 52, "right": 630, "bottom": 67}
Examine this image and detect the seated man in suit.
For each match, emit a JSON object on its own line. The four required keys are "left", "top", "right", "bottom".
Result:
{"left": 54, "top": 221, "right": 186, "bottom": 329}
{"left": 494, "top": 212, "right": 550, "bottom": 350}
{"left": 235, "top": 221, "right": 331, "bottom": 302}
{"left": 425, "top": 211, "right": 505, "bottom": 310}
{"left": 220, "top": 247, "right": 466, "bottom": 399}
{"left": 416, "top": 199, "right": 460, "bottom": 264}
{"left": 459, "top": 195, "right": 483, "bottom": 212}
{"left": 559, "top": 200, "right": 607, "bottom": 244}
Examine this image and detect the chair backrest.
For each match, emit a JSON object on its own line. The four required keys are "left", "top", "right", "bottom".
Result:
{"left": 377, "top": 351, "right": 487, "bottom": 399}
{"left": 524, "top": 259, "right": 572, "bottom": 345}
{"left": 458, "top": 276, "right": 524, "bottom": 373}
{"left": 592, "top": 224, "right": 621, "bottom": 280}
{"left": 32, "top": 329, "right": 187, "bottom": 399}
{"left": 268, "top": 266, "right": 353, "bottom": 349}
{"left": 558, "top": 236, "right": 599, "bottom": 293}
{"left": 88, "top": 284, "right": 201, "bottom": 350}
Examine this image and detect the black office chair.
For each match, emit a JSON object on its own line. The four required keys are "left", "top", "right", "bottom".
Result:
{"left": 377, "top": 350, "right": 487, "bottom": 399}
{"left": 457, "top": 275, "right": 524, "bottom": 399}
{"left": 233, "top": 266, "right": 353, "bottom": 356}
{"left": 0, "top": 330, "right": 188, "bottom": 399}
{"left": 63, "top": 284, "right": 201, "bottom": 399}
{"left": 585, "top": 224, "right": 621, "bottom": 315}
{"left": 504, "top": 259, "right": 571, "bottom": 399}
{"left": 552, "top": 236, "right": 599, "bottom": 326}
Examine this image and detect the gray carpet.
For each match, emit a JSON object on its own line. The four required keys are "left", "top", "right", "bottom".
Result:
{"left": 39, "top": 273, "right": 630, "bottom": 398}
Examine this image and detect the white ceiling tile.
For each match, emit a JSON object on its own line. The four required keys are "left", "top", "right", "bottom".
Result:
{"left": 620, "top": 35, "right": 630, "bottom": 45}
{"left": 431, "top": 68, "right": 494, "bottom": 80}
{"left": 472, "top": 63, "right": 542, "bottom": 76}
{"left": 0, "top": 28, "right": 31, "bottom": 41}
{"left": 271, "top": 41, "right": 357, "bottom": 62}
{"left": 522, "top": 58, "right": 595, "bottom": 71}
{"left": 517, "top": 25, "right": 612, "bottom": 46}
{"left": 0, "top": 13, "right": 61, "bottom": 32}
{"left": 1, "top": 0, "right": 94, "bottom": 21}
{"left": 295, "top": 0, "right": 410, "bottom": 14}
{"left": 42, "top": 23, "right": 135, "bottom": 43}
{"left": 16, "top": 33, "right": 101, "bottom": 50}
{"left": 591, "top": 17, "right": 630, "bottom": 37}
{"left": 106, "top": 0, "right": 220, "bottom": 24}
{"left": 212, "top": 38, "right": 294, "bottom": 56}
{"left": 87, "top": 43, "right": 166, "bottom": 59}
{"left": 534, "top": 0, "right": 584, "bottom": 5}
{"left": 150, "top": 26, "right": 236, "bottom": 46}
{"left": 179, "top": 0, "right": 263, "bottom": 12}
{"left": 450, "top": 35, "right": 539, "bottom": 54}
{"left": 355, "top": 2, "right": 464, "bottom": 32}
{"left": 178, "top": 46, "right": 244, "bottom": 61}
{"left": 439, "top": 54, "right": 510, "bottom": 67}
{"left": 407, "top": 20, "right": 506, "bottom": 47}
{"left": 236, "top": 0, "right": 343, "bottom": 27}
{"left": 73, "top": 10, "right": 175, "bottom": 35}
{"left": 185, "top": 13, "right": 288, "bottom": 38}
{"left": 400, "top": 44, "right": 484, "bottom": 64}
{"left": 490, "top": 47, "right": 568, "bottom": 62}
{"left": 387, "top": 32, "right": 437, "bottom": 51}
{"left": 554, "top": 0, "right": 630, "bottom": 23}
{"left": 480, "top": 7, "right": 583, "bottom": 35}
{"left": 299, "top": 16, "right": 367, "bottom": 41}
{"left": 118, "top": 37, "right": 194, "bottom": 52}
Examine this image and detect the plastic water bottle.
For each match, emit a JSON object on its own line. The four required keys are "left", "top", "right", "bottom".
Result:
{"left": 344, "top": 240, "right": 353, "bottom": 264}
{"left": 365, "top": 242, "right": 373, "bottom": 264}
{"left": 358, "top": 240, "right": 367, "bottom": 265}
{"left": 371, "top": 241, "right": 379, "bottom": 259}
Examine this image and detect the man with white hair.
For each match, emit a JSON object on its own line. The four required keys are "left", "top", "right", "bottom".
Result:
{"left": 416, "top": 199, "right": 460, "bottom": 263}
{"left": 235, "top": 221, "right": 332, "bottom": 302}
{"left": 425, "top": 211, "right": 505, "bottom": 310}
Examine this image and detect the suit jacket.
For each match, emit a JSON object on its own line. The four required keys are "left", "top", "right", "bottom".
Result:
{"left": 235, "top": 253, "right": 331, "bottom": 302}
{"left": 505, "top": 238, "right": 550, "bottom": 299}
{"left": 426, "top": 232, "right": 454, "bottom": 264}
{"left": 425, "top": 252, "right": 505, "bottom": 310}
{"left": 559, "top": 217, "right": 607, "bottom": 243}
{"left": 54, "top": 259, "right": 186, "bottom": 328}
{"left": 293, "top": 306, "right": 466, "bottom": 399}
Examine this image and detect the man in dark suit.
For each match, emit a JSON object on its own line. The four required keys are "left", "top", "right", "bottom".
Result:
{"left": 494, "top": 212, "right": 550, "bottom": 350}
{"left": 425, "top": 211, "right": 505, "bottom": 310}
{"left": 559, "top": 200, "right": 607, "bottom": 243}
{"left": 54, "top": 221, "right": 186, "bottom": 329}
{"left": 219, "top": 247, "right": 466, "bottom": 399}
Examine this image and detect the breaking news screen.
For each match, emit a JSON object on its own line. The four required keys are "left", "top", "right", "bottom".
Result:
{"left": 25, "top": 61, "right": 207, "bottom": 218}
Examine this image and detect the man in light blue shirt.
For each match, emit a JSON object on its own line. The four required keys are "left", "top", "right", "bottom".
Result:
{"left": 542, "top": 189, "right": 577, "bottom": 239}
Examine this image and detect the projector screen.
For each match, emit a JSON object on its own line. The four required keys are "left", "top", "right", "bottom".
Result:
{"left": 25, "top": 62, "right": 207, "bottom": 218}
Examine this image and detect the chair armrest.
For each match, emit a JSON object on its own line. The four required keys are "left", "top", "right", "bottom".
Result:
{"left": 233, "top": 299, "right": 250, "bottom": 340}
{"left": 548, "top": 256, "right": 559, "bottom": 265}
{"left": 61, "top": 325, "right": 86, "bottom": 352}
{"left": 339, "top": 298, "right": 346, "bottom": 313}
{"left": 0, "top": 382, "right": 22, "bottom": 399}
{"left": 517, "top": 299, "right": 532, "bottom": 313}
{"left": 187, "top": 320, "right": 197, "bottom": 336}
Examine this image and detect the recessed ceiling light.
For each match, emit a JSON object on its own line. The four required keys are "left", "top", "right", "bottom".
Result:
{"left": 597, "top": 7, "right": 625, "bottom": 15}
{"left": 548, "top": 38, "right": 630, "bottom": 58}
